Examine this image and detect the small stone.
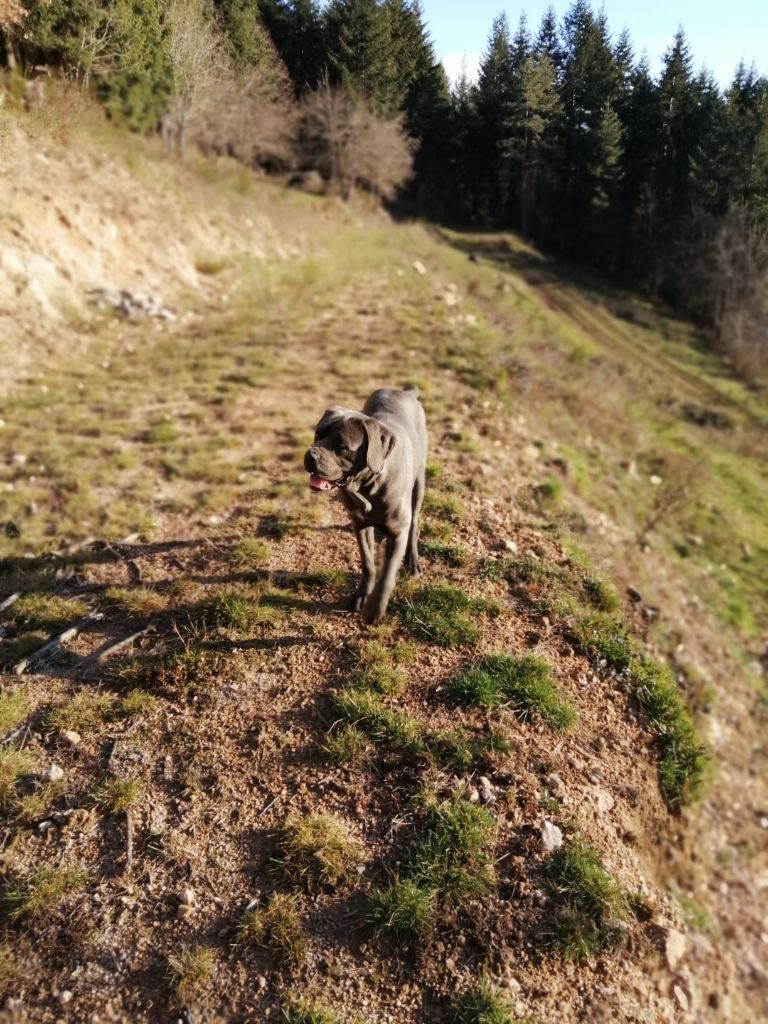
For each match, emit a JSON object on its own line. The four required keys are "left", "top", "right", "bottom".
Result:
{"left": 445, "top": 958, "right": 456, "bottom": 972}
{"left": 664, "top": 928, "right": 687, "bottom": 971}
{"left": 42, "top": 764, "right": 64, "bottom": 783}
{"left": 649, "top": 474, "right": 662, "bottom": 486}
{"left": 467, "top": 787, "right": 480, "bottom": 803}
{"left": 412, "top": 260, "right": 427, "bottom": 275}
{"left": 62, "top": 730, "right": 81, "bottom": 747}
{"left": 478, "top": 776, "right": 496, "bottom": 804}
{"left": 59, "top": 991, "right": 73, "bottom": 1005}
{"left": 503, "top": 539, "right": 518, "bottom": 553}
{"left": 179, "top": 888, "right": 195, "bottom": 907}
{"left": 673, "top": 985, "right": 689, "bottom": 1011}
{"left": 257, "top": 975, "right": 267, "bottom": 990}
{"left": 545, "top": 773, "right": 565, "bottom": 797}
{"left": 443, "top": 291, "right": 458, "bottom": 307}
{"left": 176, "top": 904, "right": 193, "bottom": 921}
{"left": 541, "top": 820, "right": 563, "bottom": 853}
{"left": 38, "top": 820, "right": 55, "bottom": 834}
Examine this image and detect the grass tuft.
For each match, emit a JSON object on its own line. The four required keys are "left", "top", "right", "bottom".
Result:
{"left": 121, "top": 688, "right": 159, "bottom": 717}
{"left": 4, "top": 862, "right": 88, "bottom": 920}
{"left": 397, "top": 581, "right": 481, "bottom": 647}
{"left": 167, "top": 944, "right": 215, "bottom": 1001}
{"left": 423, "top": 492, "right": 464, "bottom": 522}
{"left": 0, "top": 690, "right": 28, "bottom": 735}
{"left": 582, "top": 574, "right": 620, "bottom": 613}
{"left": 366, "top": 878, "right": 436, "bottom": 939}
{"left": 236, "top": 892, "right": 307, "bottom": 965}
{"left": 11, "top": 594, "right": 88, "bottom": 629}
{"left": 333, "top": 688, "right": 422, "bottom": 752}
{"left": 280, "top": 998, "right": 342, "bottom": 1024}
{"left": 227, "top": 537, "right": 269, "bottom": 569}
{"left": 451, "top": 978, "right": 522, "bottom": 1024}
{"left": 0, "top": 747, "right": 36, "bottom": 810}
{"left": 47, "top": 691, "right": 115, "bottom": 734}
{"left": 446, "top": 654, "right": 576, "bottom": 730}
{"left": 632, "top": 657, "right": 708, "bottom": 808}
{"left": 322, "top": 725, "right": 369, "bottom": 765}
{"left": 543, "top": 837, "right": 628, "bottom": 960}
{"left": 209, "top": 587, "right": 272, "bottom": 631}
{"left": 105, "top": 586, "right": 167, "bottom": 617}
{"left": 95, "top": 776, "right": 141, "bottom": 814}
{"left": 573, "top": 614, "right": 708, "bottom": 807}
{"left": 277, "top": 813, "right": 364, "bottom": 889}
{"left": 421, "top": 540, "right": 470, "bottom": 567}
{"left": 368, "top": 794, "right": 496, "bottom": 938}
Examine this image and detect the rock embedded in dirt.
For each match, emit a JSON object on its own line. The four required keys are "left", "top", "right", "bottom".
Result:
{"left": 541, "top": 820, "right": 563, "bottom": 853}
{"left": 412, "top": 260, "right": 427, "bottom": 275}
{"left": 478, "top": 776, "right": 496, "bottom": 804}
{"left": 545, "top": 772, "right": 566, "bottom": 798}
{"left": 62, "top": 730, "right": 81, "bottom": 747}
{"left": 179, "top": 888, "right": 195, "bottom": 907}
{"left": 42, "top": 764, "right": 64, "bottom": 783}
{"left": 504, "top": 538, "right": 519, "bottom": 553}
{"left": 664, "top": 928, "right": 688, "bottom": 971}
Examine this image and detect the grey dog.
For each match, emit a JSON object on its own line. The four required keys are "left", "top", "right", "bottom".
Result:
{"left": 304, "top": 387, "right": 428, "bottom": 624}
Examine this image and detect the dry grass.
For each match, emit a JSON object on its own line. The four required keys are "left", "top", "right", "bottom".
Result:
{"left": 277, "top": 813, "right": 365, "bottom": 890}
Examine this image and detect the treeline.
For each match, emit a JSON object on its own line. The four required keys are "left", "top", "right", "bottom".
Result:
{"left": 2, "top": 1, "right": 767, "bottom": 376}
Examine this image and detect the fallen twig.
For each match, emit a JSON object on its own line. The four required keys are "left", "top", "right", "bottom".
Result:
{"left": 90, "top": 625, "right": 155, "bottom": 664}
{"left": 0, "top": 592, "right": 21, "bottom": 612}
{"left": 13, "top": 612, "right": 105, "bottom": 675}
{"left": 125, "top": 810, "right": 134, "bottom": 873}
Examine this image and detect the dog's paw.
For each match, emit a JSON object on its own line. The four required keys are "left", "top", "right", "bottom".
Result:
{"left": 405, "top": 553, "right": 422, "bottom": 576}
{"left": 361, "top": 596, "right": 386, "bottom": 625}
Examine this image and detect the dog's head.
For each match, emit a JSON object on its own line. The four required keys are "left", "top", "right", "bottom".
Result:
{"left": 304, "top": 407, "right": 396, "bottom": 492}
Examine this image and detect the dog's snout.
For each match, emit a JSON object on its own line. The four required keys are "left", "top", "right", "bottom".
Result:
{"left": 304, "top": 447, "right": 319, "bottom": 473}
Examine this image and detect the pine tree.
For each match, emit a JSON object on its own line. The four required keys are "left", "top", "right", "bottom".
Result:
{"left": 534, "top": 4, "right": 562, "bottom": 75}
{"left": 554, "top": 0, "right": 622, "bottom": 254}
{"left": 257, "top": 0, "right": 325, "bottom": 94}
{"left": 216, "top": 0, "right": 287, "bottom": 96}
{"left": 324, "top": 0, "right": 400, "bottom": 113}
{"left": 513, "top": 51, "right": 561, "bottom": 236}
{"left": 474, "top": 12, "right": 515, "bottom": 222}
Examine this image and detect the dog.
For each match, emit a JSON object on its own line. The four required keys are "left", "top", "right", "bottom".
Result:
{"left": 304, "top": 387, "right": 427, "bottom": 624}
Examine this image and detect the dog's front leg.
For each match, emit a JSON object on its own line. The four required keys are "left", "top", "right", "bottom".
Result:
{"left": 351, "top": 524, "right": 376, "bottom": 613}
{"left": 362, "top": 530, "right": 408, "bottom": 625}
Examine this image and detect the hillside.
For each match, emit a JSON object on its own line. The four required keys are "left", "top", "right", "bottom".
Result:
{"left": 1, "top": 99, "right": 767, "bottom": 1024}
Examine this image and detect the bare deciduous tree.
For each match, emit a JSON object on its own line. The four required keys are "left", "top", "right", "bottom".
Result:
{"left": 192, "top": 62, "right": 297, "bottom": 170}
{"left": 164, "top": 0, "right": 229, "bottom": 158}
{"left": 300, "top": 79, "right": 415, "bottom": 200}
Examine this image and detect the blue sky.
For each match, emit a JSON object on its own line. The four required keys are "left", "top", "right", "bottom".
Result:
{"left": 421, "top": 1, "right": 767, "bottom": 88}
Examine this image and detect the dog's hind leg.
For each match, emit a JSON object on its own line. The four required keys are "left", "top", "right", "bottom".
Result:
{"left": 404, "top": 469, "right": 425, "bottom": 576}
{"left": 351, "top": 524, "right": 376, "bottom": 612}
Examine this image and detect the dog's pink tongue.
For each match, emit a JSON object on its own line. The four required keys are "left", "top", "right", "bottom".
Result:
{"left": 309, "top": 474, "right": 332, "bottom": 491}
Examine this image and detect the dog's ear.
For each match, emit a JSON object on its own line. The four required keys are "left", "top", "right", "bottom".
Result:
{"left": 315, "top": 407, "right": 346, "bottom": 436}
{"left": 363, "top": 417, "right": 396, "bottom": 473}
